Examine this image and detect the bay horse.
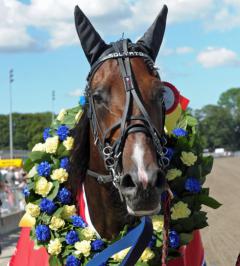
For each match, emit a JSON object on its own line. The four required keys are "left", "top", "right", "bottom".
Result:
{"left": 9, "top": 5, "right": 206, "bottom": 266}
{"left": 69, "top": 4, "right": 169, "bottom": 241}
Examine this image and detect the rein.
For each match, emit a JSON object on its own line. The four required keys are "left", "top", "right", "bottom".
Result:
{"left": 85, "top": 39, "right": 169, "bottom": 191}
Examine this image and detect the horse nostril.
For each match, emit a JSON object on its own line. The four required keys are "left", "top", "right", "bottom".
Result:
{"left": 121, "top": 174, "right": 136, "bottom": 188}
{"left": 155, "top": 170, "right": 166, "bottom": 188}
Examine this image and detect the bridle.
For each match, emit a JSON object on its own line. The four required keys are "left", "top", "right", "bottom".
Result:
{"left": 85, "top": 39, "right": 170, "bottom": 195}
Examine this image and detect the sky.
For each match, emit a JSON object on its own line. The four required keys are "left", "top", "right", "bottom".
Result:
{"left": 0, "top": 0, "right": 240, "bottom": 114}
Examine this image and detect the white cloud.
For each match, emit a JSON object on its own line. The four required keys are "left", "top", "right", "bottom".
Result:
{"left": 0, "top": 0, "right": 239, "bottom": 53}
{"left": 197, "top": 47, "right": 240, "bottom": 68}
{"left": 68, "top": 89, "right": 83, "bottom": 97}
{"left": 48, "top": 22, "right": 78, "bottom": 48}
{"left": 176, "top": 46, "right": 194, "bottom": 54}
{"left": 159, "top": 46, "right": 194, "bottom": 56}
{"left": 0, "top": 27, "right": 37, "bottom": 52}
{"left": 205, "top": 0, "right": 240, "bottom": 30}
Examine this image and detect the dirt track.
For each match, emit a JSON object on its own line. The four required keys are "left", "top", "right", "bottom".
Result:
{"left": 201, "top": 157, "right": 240, "bottom": 266}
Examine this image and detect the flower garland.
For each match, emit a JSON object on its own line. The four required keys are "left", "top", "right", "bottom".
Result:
{"left": 22, "top": 106, "right": 221, "bottom": 266}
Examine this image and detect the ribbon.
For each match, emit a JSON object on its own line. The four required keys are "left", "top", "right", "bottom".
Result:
{"left": 86, "top": 216, "right": 153, "bottom": 266}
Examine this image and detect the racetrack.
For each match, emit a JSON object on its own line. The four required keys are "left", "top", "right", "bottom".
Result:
{"left": 201, "top": 157, "right": 240, "bottom": 266}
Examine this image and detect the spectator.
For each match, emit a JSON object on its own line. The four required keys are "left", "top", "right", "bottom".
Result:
{"left": 5, "top": 167, "right": 15, "bottom": 185}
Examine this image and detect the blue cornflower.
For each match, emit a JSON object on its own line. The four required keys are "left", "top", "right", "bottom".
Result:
{"left": 148, "top": 235, "right": 157, "bottom": 248}
{"left": 165, "top": 147, "right": 174, "bottom": 161}
{"left": 57, "top": 187, "right": 72, "bottom": 204}
{"left": 43, "top": 128, "right": 51, "bottom": 141}
{"left": 22, "top": 186, "right": 30, "bottom": 197}
{"left": 66, "top": 230, "right": 79, "bottom": 245}
{"left": 37, "top": 161, "right": 51, "bottom": 177}
{"left": 79, "top": 96, "right": 86, "bottom": 106}
{"left": 40, "top": 198, "right": 57, "bottom": 215}
{"left": 60, "top": 157, "right": 69, "bottom": 170}
{"left": 169, "top": 230, "right": 180, "bottom": 248}
{"left": 66, "top": 255, "right": 81, "bottom": 266}
{"left": 172, "top": 128, "right": 188, "bottom": 137}
{"left": 71, "top": 215, "right": 87, "bottom": 228}
{"left": 56, "top": 125, "right": 69, "bottom": 141}
{"left": 185, "top": 177, "right": 201, "bottom": 193}
{"left": 91, "top": 239, "right": 105, "bottom": 251}
{"left": 35, "top": 225, "right": 50, "bottom": 242}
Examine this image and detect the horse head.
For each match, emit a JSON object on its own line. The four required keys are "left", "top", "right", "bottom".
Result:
{"left": 71, "top": 5, "right": 169, "bottom": 237}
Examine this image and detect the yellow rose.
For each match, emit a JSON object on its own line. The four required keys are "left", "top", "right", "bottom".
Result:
{"left": 49, "top": 216, "right": 65, "bottom": 231}
{"left": 35, "top": 177, "right": 53, "bottom": 196}
{"left": 32, "top": 143, "right": 46, "bottom": 152}
{"left": 47, "top": 239, "right": 62, "bottom": 255}
{"left": 112, "top": 248, "right": 130, "bottom": 262}
{"left": 81, "top": 227, "right": 95, "bottom": 241}
{"left": 57, "top": 109, "right": 67, "bottom": 122}
{"left": 140, "top": 247, "right": 155, "bottom": 262}
{"left": 75, "top": 111, "right": 82, "bottom": 122}
{"left": 62, "top": 205, "right": 76, "bottom": 219}
{"left": 166, "top": 169, "right": 182, "bottom": 181}
{"left": 180, "top": 151, "right": 197, "bottom": 166}
{"left": 171, "top": 201, "right": 191, "bottom": 220}
{"left": 45, "top": 136, "right": 59, "bottom": 154}
{"left": 63, "top": 136, "right": 74, "bottom": 151}
{"left": 74, "top": 240, "right": 91, "bottom": 257}
{"left": 51, "top": 168, "right": 68, "bottom": 183}
{"left": 152, "top": 215, "right": 164, "bottom": 232}
{"left": 25, "top": 203, "right": 40, "bottom": 217}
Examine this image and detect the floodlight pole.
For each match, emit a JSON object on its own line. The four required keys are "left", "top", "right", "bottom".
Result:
{"left": 52, "top": 90, "right": 55, "bottom": 124}
{"left": 9, "top": 69, "right": 14, "bottom": 159}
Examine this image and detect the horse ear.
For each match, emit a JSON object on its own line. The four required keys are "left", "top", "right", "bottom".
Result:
{"left": 74, "top": 6, "right": 108, "bottom": 65}
{"left": 137, "top": 5, "right": 168, "bottom": 61}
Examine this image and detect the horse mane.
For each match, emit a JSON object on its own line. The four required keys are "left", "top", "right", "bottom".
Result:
{"left": 68, "top": 107, "right": 90, "bottom": 199}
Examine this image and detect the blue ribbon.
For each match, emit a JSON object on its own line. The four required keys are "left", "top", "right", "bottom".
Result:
{"left": 86, "top": 216, "right": 153, "bottom": 266}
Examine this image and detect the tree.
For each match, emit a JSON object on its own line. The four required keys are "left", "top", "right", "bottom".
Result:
{"left": 0, "top": 112, "right": 52, "bottom": 150}
{"left": 196, "top": 88, "right": 240, "bottom": 151}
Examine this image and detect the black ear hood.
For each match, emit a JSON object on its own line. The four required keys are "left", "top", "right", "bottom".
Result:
{"left": 137, "top": 5, "right": 168, "bottom": 61}
{"left": 74, "top": 5, "right": 168, "bottom": 64}
{"left": 74, "top": 6, "right": 109, "bottom": 65}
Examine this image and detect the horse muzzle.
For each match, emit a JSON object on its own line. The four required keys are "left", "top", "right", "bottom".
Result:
{"left": 119, "top": 169, "right": 167, "bottom": 216}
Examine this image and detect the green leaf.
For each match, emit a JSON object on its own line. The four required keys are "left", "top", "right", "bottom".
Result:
{"left": 177, "top": 117, "right": 187, "bottom": 130}
{"left": 179, "top": 232, "right": 193, "bottom": 245}
{"left": 156, "top": 237, "right": 163, "bottom": 248}
{"left": 27, "top": 181, "right": 35, "bottom": 190}
{"left": 49, "top": 255, "right": 61, "bottom": 266}
{"left": 186, "top": 116, "right": 198, "bottom": 127}
{"left": 57, "top": 143, "right": 69, "bottom": 157}
{"left": 40, "top": 213, "right": 51, "bottom": 224}
{"left": 198, "top": 195, "right": 222, "bottom": 209}
{"left": 135, "top": 262, "right": 148, "bottom": 266}
{"left": 192, "top": 211, "right": 209, "bottom": 229}
{"left": 24, "top": 158, "right": 34, "bottom": 172}
{"left": 53, "top": 207, "right": 64, "bottom": 218}
{"left": 201, "top": 156, "right": 214, "bottom": 176}
{"left": 29, "top": 151, "right": 51, "bottom": 163}
{"left": 47, "top": 181, "right": 60, "bottom": 200}
{"left": 201, "top": 188, "right": 209, "bottom": 195}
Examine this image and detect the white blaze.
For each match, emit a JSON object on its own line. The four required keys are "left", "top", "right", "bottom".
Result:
{"left": 132, "top": 138, "right": 148, "bottom": 189}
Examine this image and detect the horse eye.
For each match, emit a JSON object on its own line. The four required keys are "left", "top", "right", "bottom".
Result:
{"left": 92, "top": 92, "right": 103, "bottom": 104}
{"left": 154, "top": 90, "right": 163, "bottom": 102}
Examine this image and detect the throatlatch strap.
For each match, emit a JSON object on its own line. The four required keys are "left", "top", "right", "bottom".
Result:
{"left": 86, "top": 216, "right": 153, "bottom": 266}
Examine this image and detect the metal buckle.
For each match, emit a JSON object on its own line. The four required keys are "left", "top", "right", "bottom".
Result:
{"left": 97, "top": 175, "right": 105, "bottom": 183}
{"left": 103, "top": 146, "right": 113, "bottom": 156}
